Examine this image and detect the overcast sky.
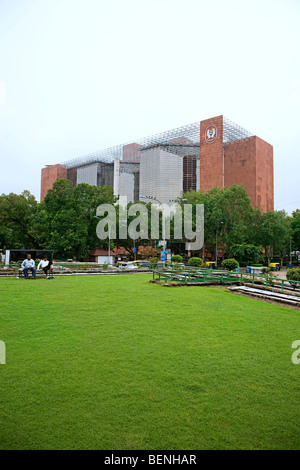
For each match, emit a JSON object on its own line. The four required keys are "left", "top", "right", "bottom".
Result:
{"left": 0, "top": 0, "right": 299, "bottom": 213}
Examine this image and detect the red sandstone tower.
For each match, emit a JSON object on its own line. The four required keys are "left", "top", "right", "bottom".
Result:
{"left": 40, "top": 164, "right": 67, "bottom": 201}
{"left": 200, "top": 115, "right": 274, "bottom": 212}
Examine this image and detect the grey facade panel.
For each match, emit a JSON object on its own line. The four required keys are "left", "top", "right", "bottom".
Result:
{"left": 77, "top": 164, "right": 98, "bottom": 186}
{"left": 139, "top": 147, "right": 183, "bottom": 204}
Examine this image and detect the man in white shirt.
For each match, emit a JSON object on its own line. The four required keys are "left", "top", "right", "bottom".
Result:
{"left": 37, "top": 255, "right": 53, "bottom": 279}
{"left": 21, "top": 254, "right": 36, "bottom": 279}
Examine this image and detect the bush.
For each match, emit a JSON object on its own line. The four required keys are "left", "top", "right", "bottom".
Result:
{"left": 171, "top": 255, "right": 183, "bottom": 264}
{"left": 222, "top": 259, "right": 239, "bottom": 271}
{"left": 79, "top": 264, "right": 88, "bottom": 270}
{"left": 188, "top": 257, "right": 203, "bottom": 267}
{"left": 286, "top": 268, "right": 300, "bottom": 288}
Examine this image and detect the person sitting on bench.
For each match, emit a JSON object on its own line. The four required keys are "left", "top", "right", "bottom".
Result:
{"left": 21, "top": 254, "right": 36, "bottom": 279}
{"left": 37, "top": 255, "right": 53, "bottom": 279}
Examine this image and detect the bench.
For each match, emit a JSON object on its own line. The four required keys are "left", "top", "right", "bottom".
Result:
{"left": 18, "top": 268, "right": 54, "bottom": 279}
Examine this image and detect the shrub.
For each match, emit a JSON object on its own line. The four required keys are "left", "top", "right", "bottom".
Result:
{"left": 148, "top": 256, "right": 158, "bottom": 266}
{"left": 286, "top": 268, "right": 300, "bottom": 288}
{"left": 171, "top": 255, "right": 183, "bottom": 264}
{"left": 222, "top": 258, "right": 239, "bottom": 271}
{"left": 286, "top": 268, "right": 300, "bottom": 281}
{"left": 188, "top": 257, "right": 203, "bottom": 267}
{"left": 267, "top": 272, "right": 276, "bottom": 287}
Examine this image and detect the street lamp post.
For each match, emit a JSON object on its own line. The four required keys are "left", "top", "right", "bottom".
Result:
{"left": 140, "top": 195, "right": 167, "bottom": 252}
{"left": 216, "top": 222, "right": 224, "bottom": 264}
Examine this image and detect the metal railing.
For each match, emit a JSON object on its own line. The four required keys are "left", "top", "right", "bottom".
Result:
{"left": 152, "top": 266, "right": 300, "bottom": 291}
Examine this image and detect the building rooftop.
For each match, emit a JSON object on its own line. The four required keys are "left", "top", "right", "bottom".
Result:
{"left": 60, "top": 116, "right": 253, "bottom": 169}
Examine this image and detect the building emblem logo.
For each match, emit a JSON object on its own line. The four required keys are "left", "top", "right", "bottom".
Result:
{"left": 205, "top": 125, "right": 217, "bottom": 144}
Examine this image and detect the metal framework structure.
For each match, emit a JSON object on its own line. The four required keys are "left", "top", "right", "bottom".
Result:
{"left": 61, "top": 122, "right": 201, "bottom": 169}
{"left": 223, "top": 116, "right": 253, "bottom": 144}
{"left": 61, "top": 117, "right": 253, "bottom": 169}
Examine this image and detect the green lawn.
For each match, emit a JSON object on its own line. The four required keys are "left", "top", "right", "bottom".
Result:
{"left": 0, "top": 274, "right": 299, "bottom": 450}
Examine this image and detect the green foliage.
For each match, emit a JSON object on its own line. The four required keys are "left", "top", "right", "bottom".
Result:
{"left": 255, "top": 210, "right": 291, "bottom": 264}
{"left": 229, "top": 244, "right": 262, "bottom": 266}
{"left": 0, "top": 182, "right": 297, "bottom": 265}
{"left": 114, "top": 200, "right": 152, "bottom": 258}
{"left": 33, "top": 179, "right": 116, "bottom": 260}
{"left": 182, "top": 185, "right": 261, "bottom": 257}
{"left": 171, "top": 255, "right": 183, "bottom": 263}
{"left": 188, "top": 257, "right": 203, "bottom": 267}
{"left": 0, "top": 190, "right": 39, "bottom": 249}
{"left": 182, "top": 187, "right": 293, "bottom": 264}
{"left": 286, "top": 268, "right": 300, "bottom": 283}
{"left": 221, "top": 258, "right": 239, "bottom": 271}
{"left": 291, "top": 210, "right": 300, "bottom": 252}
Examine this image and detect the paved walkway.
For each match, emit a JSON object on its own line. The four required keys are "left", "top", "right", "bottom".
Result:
{"left": 230, "top": 285, "right": 300, "bottom": 306}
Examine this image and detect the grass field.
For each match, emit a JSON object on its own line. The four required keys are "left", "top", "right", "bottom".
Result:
{"left": 0, "top": 274, "right": 299, "bottom": 450}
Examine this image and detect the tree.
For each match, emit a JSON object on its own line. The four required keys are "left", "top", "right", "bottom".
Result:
{"left": 255, "top": 210, "right": 291, "bottom": 265}
{"left": 33, "top": 179, "right": 116, "bottom": 260}
{"left": 112, "top": 200, "right": 154, "bottom": 259}
{"left": 229, "top": 244, "right": 262, "bottom": 266}
{"left": 0, "top": 191, "right": 39, "bottom": 249}
{"left": 291, "top": 210, "right": 300, "bottom": 252}
{"left": 182, "top": 185, "right": 258, "bottom": 259}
